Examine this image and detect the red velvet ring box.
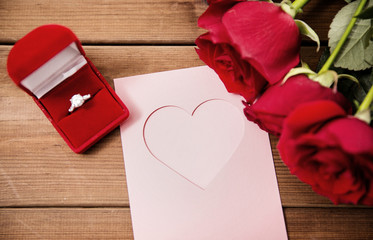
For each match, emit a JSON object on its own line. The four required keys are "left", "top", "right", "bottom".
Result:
{"left": 7, "top": 24, "right": 129, "bottom": 153}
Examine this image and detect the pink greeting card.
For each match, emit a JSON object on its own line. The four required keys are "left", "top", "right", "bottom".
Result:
{"left": 114, "top": 66, "right": 287, "bottom": 240}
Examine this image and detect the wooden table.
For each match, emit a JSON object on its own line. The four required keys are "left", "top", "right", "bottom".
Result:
{"left": 1, "top": 0, "right": 372, "bottom": 239}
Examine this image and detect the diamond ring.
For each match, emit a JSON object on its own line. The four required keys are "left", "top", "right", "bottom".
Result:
{"left": 68, "top": 94, "right": 91, "bottom": 112}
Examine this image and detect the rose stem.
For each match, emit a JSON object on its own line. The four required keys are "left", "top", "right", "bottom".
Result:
{"left": 357, "top": 85, "right": 373, "bottom": 113}
{"left": 318, "top": 0, "right": 368, "bottom": 74}
{"left": 291, "top": 0, "right": 310, "bottom": 12}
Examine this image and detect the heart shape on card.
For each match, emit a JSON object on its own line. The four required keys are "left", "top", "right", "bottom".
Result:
{"left": 143, "top": 99, "right": 245, "bottom": 189}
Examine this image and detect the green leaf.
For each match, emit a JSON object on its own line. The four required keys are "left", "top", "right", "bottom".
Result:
{"left": 359, "top": 68, "right": 373, "bottom": 92}
{"left": 311, "top": 70, "right": 338, "bottom": 88}
{"left": 317, "top": 48, "right": 373, "bottom": 114}
{"left": 280, "top": 1, "right": 297, "bottom": 18}
{"left": 338, "top": 73, "right": 360, "bottom": 84}
{"left": 365, "top": 42, "right": 373, "bottom": 64}
{"left": 356, "top": 5, "right": 373, "bottom": 19}
{"left": 354, "top": 109, "right": 371, "bottom": 124}
{"left": 295, "top": 20, "right": 320, "bottom": 51}
{"left": 329, "top": 0, "right": 373, "bottom": 71}
{"left": 282, "top": 67, "right": 316, "bottom": 84}
{"left": 362, "top": 25, "right": 373, "bottom": 47}
{"left": 300, "top": 60, "right": 311, "bottom": 69}
{"left": 337, "top": 68, "right": 373, "bottom": 113}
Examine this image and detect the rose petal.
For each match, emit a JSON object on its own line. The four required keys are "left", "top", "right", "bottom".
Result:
{"left": 283, "top": 100, "right": 346, "bottom": 135}
{"left": 222, "top": 1, "right": 301, "bottom": 84}
{"left": 318, "top": 118, "right": 373, "bottom": 155}
{"left": 196, "top": 33, "right": 267, "bottom": 102}
{"left": 278, "top": 100, "right": 373, "bottom": 205}
{"left": 244, "top": 75, "right": 351, "bottom": 135}
{"left": 198, "top": 1, "right": 241, "bottom": 43}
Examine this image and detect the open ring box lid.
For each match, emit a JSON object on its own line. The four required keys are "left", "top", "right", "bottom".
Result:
{"left": 7, "top": 24, "right": 129, "bottom": 153}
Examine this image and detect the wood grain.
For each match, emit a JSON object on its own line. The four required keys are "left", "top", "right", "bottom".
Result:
{"left": 0, "top": 0, "right": 345, "bottom": 44}
{"left": 1, "top": 208, "right": 372, "bottom": 240}
{"left": 285, "top": 207, "right": 373, "bottom": 240}
{"left": 1, "top": 45, "right": 332, "bottom": 207}
{"left": 0, "top": 208, "right": 134, "bottom": 239}
{"left": 1, "top": 0, "right": 372, "bottom": 239}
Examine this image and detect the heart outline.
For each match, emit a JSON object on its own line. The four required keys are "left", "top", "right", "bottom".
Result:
{"left": 143, "top": 99, "right": 245, "bottom": 189}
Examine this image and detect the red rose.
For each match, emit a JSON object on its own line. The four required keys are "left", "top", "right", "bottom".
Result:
{"left": 243, "top": 74, "right": 351, "bottom": 136}
{"left": 278, "top": 100, "right": 373, "bottom": 205}
{"left": 196, "top": 1, "right": 301, "bottom": 102}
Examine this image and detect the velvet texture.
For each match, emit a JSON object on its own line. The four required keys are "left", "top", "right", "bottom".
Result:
{"left": 7, "top": 25, "right": 80, "bottom": 89}
{"left": 7, "top": 25, "right": 129, "bottom": 153}
{"left": 40, "top": 64, "right": 125, "bottom": 149}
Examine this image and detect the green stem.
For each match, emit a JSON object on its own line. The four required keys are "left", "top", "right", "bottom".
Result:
{"left": 318, "top": 0, "right": 368, "bottom": 74}
{"left": 357, "top": 85, "right": 373, "bottom": 112}
{"left": 291, "top": 0, "right": 310, "bottom": 12}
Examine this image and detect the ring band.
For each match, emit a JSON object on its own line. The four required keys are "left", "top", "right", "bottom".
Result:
{"left": 68, "top": 94, "right": 91, "bottom": 112}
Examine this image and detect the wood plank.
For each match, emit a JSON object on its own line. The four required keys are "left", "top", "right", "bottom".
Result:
{"left": 0, "top": 208, "right": 134, "bottom": 239}
{"left": 285, "top": 208, "right": 373, "bottom": 240}
{"left": 0, "top": 45, "right": 354, "bottom": 207}
{"left": 0, "top": 207, "right": 372, "bottom": 239}
{"left": 0, "top": 45, "right": 204, "bottom": 207}
{"left": 0, "top": 44, "right": 323, "bottom": 90}
{"left": 0, "top": 0, "right": 207, "bottom": 44}
{"left": 0, "top": 0, "right": 345, "bottom": 44}
{"left": 2, "top": 1, "right": 371, "bottom": 239}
